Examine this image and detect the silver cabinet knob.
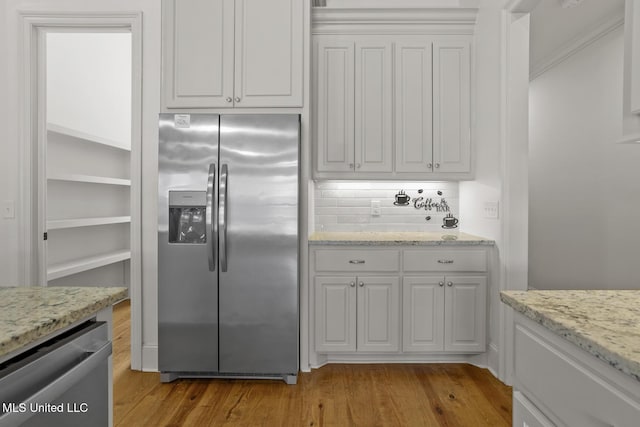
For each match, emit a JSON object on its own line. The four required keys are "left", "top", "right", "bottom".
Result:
{"left": 356, "top": 163, "right": 361, "bottom": 169}
{"left": 234, "top": 97, "right": 241, "bottom": 103}
{"left": 350, "top": 281, "right": 356, "bottom": 287}
{"left": 439, "top": 281, "right": 445, "bottom": 287}
{"left": 435, "top": 163, "right": 441, "bottom": 168}
{"left": 358, "top": 281, "right": 364, "bottom": 287}
{"left": 349, "top": 163, "right": 354, "bottom": 169}
{"left": 226, "top": 97, "right": 232, "bottom": 103}
{"left": 447, "top": 281, "right": 453, "bottom": 287}
{"left": 427, "top": 163, "right": 433, "bottom": 169}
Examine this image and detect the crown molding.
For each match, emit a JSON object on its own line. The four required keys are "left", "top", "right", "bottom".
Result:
{"left": 312, "top": 8, "right": 477, "bottom": 35}
{"left": 530, "top": 13, "right": 624, "bottom": 81}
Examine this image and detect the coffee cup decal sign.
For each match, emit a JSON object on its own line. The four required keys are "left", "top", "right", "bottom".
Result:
{"left": 442, "top": 213, "right": 459, "bottom": 229}
{"left": 394, "top": 190, "right": 410, "bottom": 206}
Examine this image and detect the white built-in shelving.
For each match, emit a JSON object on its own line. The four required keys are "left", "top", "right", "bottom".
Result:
{"left": 47, "top": 216, "right": 131, "bottom": 230}
{"left": 47, "top": 172, "right": 131, "bottom": 187}
{"left": 47, "top": 249, "right": 131, "bottom": 281}
{"left": 47, "top": 123, "right": 131, "bottom": 152}
{"left": 45, "top": 123, "right": 131, "bottom": 287}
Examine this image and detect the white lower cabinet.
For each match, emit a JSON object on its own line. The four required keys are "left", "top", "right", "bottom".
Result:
{"left": 314, "top": 275, "right": 400, "bottom": 353}
{"left": 403, "top": 275, "right": 486, "bottom": 353}
{"left": 512, "top": 313, "right": 640, "bottom": 427}
{"left": 311, "top": 246, "right": 488, "bottom": 359}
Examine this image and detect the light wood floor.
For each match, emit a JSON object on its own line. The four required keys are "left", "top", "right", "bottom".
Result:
{"left": 113, "top": 300, "right": 512, "bottom": 427}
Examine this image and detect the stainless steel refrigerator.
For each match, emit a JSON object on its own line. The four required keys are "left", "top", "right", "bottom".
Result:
{"left": 158, "top": 114, "right": 299, "bottom": 384}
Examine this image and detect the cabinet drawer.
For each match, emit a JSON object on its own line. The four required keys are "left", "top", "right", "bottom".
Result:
{"left": 403, "top": 249, "right": 486, "bottom": 272}
{"left": 314, "top": 249, "right": 400, "bottom": 272}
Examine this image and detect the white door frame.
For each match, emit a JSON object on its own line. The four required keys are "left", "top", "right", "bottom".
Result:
{"left": 499, "top": 0, "right": 539, "bottom": 384}
{"left": 18, "top": 11, "right": 143, "bottom": 370}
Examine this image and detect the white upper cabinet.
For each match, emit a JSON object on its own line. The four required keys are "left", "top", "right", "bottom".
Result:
{"left": 354, "top": 41, "right": 393, "bottom": 173}
{"left": 313, "top": 36, "right": 472, "bottom": 180}
{"left": 312, "top": 8, "right": 476, "bottom": 179}
{"left": 315, "top": 39, "right": 355, "bottom": 172}
{"left": 162, "top": 0, "right": 303, "bottom": 109}
{"left": 433, "top": 41, "right": 471, "bottom": 173}
{"left": 395, "top": 41, "right": 433, "bottom": 173}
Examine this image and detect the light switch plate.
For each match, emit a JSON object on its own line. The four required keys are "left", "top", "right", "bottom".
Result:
{"left": 483, "top": 201, "right": 499, "bottom": 219}
{"left": 3, "top": 200, "right": 15, "bottom": 219}
{"left": 371, "top": 200, "right": 381, "bottom": 217}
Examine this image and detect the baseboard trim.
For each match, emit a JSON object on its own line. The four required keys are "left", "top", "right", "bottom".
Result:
{"left": 142, "top": 344, "right": 158, "bottom": 372}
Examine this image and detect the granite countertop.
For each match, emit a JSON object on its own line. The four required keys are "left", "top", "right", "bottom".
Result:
{"left": 0, "top": 286, "right": 128, "bottom": 359}
{"left": 308, "top": 231, "right": 495, "bottom": 246}
{"left": 501, "top": 290, "right": 640, "bottom": 382}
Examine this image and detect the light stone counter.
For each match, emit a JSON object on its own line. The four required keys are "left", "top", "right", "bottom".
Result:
{"left": 308, "top": 231, "right": 495, "bottom": 246}
{"left": 0, "top": 286, "right": 128, "bottom": 359}
{"left": 501, "top": 290, "right": 640, "bottom": 382}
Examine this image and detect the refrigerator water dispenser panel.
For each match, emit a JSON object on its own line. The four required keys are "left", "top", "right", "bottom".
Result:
{"left": 168, "top": 191, "right": 206, "bottom": 244}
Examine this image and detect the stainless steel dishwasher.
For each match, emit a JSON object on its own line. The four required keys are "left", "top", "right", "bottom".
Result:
{"left": 0, "top": 321, "right": 111, "bottom": 427}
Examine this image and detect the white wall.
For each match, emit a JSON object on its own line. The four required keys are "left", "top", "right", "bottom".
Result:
{"left": 529, "top": 27, "right": 640, "bottom": 289}
{"left": 0, "top": 3, "right": 19, "bottom": 286}
{"left": 47, "top": 33, "right": 132, "bottom": 145}
{"left": 459, "top": 0, "right": 507, "bottom": 378}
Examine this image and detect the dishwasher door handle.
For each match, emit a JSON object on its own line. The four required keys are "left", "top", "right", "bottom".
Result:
{"left": 0, "top": 341, "right": 112, "bottom": 427}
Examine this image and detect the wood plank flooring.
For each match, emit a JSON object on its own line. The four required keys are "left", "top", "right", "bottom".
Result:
{"left": 113, "top": 300, "right": 512, "bottom": 427}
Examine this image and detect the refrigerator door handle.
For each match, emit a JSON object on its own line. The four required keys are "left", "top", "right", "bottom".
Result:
{"left": 207, "top": 162, "right": 216, "bottom": 271}
{"left": 220, "top": 164, "right": 228, "bottom": 272}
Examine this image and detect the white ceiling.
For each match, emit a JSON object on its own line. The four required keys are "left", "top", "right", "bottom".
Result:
{"left": 530, "top": 0, "right": 625, "bottom": 72}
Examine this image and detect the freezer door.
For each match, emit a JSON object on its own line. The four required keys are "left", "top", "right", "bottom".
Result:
{"left": 158, "top": 113, "right": 219, "bottom": 372}
{"left": 218, "top": 115, "right": 299, "bottom": 375}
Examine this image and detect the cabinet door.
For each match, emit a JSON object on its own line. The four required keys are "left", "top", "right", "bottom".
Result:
{"left": 314, "top": 276, "right": 356, "bottom": 352}
{"left": 315, "top": 39, "right": 355, "bottom": 172}
{"left": 395, "top": 41, "right": 434, "bottom": 173}
{"left": 354, "top": 41, "right": 393, "bottom": 173}
{"left": 444, "top": 275, "right": 486, "bottom": 352}
{"left": 433, "top": 40, "right": 471, "bottom": 173}
{"left": 402, "top": 276, "right": 445, "bottom": 352}
{"left": 162, "top": 0, "right": 234, "bottom": 108}
{"left": 356, "top": 276, "right": 400, "bottom": 352}
{"left": 234, "top": 0, "right": 303, "bottom": 107}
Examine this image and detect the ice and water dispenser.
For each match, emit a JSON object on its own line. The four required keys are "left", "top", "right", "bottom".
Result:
{"left": 168, "top": 191, "right": 206, "bottom": 244}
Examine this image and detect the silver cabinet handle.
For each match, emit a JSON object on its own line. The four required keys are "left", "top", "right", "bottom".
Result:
{"left": 226, "top": 97, "right": 232, "bottom": 103}
{"left": 427, "top": 163, "right": 433, "bottom": 169}
{"left": 447, "top": 281, "right": 453, "bottom": 287}
{"left": 234, "top": 97, "right": 241, "bottom": 103}
{"left": 439, "top": 281, "right": 445, "bottom": 287}
{"left": 349, "top": 163, "right": 354, "bottom": 169}
{"left": 358, "top": 281, "right": 364, "bottom": 287}
{"left": 206, "top": 163, "right": 217, "bottom": 271}
{"left": 438, "top": 260, "right": 454, "bottom": 264}
{"left": 350, "top": 281, "right": 356, "bottom": 287}
{"left": 356, "top": 163, "right": 361, "bottom": 169}
{"left": 435, "top": 163, "right": 441, "bottom": 168}
{"left": 349, "top": 260, "right": 365, "bottom": 264}
{"left": 219, "top": 164, "right": 228, "bottom": 272}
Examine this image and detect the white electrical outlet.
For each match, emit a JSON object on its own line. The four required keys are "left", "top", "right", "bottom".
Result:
{"left": 371, "top": 200, "right": 381, "bottom": 217}
{"left": 3, "top": 200, "right": 15, "bottom": 219}
{"left": 483, "top": 201, "right": 499, "bottom": 219}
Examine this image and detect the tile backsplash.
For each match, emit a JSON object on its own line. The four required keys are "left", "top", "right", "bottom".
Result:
{"left": 314, "top": 181, "right": 459, "bottom": 232}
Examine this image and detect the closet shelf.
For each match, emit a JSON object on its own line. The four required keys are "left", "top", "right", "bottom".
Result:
{"left": 47, "top": 123, "right": 131, "bottom": 152}
{"left": 47, "top": 250, "right": 131, "bottom": 281}
{"left": 48, "top": 173, "right": 131, "bottom": 186}
{"left": 47, "top": 216, "right": 131, "bottom": 230}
